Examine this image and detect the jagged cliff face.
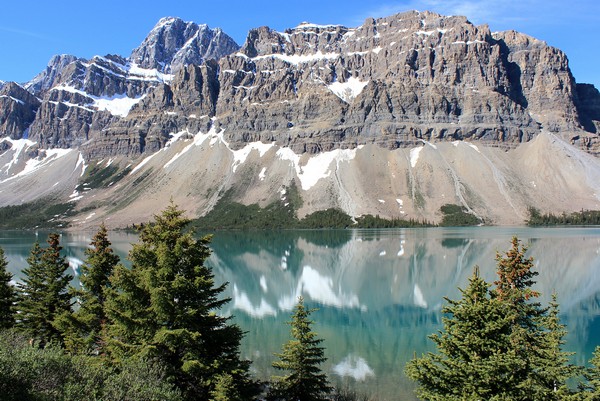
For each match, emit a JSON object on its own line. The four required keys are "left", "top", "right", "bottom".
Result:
{"left": 0, "top": 82, "right": 41, "bottom": 140}
{"left": 1, "top": 10, "right": 600, "bottom": 227}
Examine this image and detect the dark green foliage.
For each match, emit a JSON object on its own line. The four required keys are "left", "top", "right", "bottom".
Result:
{"left": 536, "top": 293, "right": 580, "bottom": 400}
{"left": 527, "top": 207, "right": 600, "bottom": 226}
{"left": 195, "top": 194, "right": 434, "bottom": 230}
{"left": 270, "top": 296, "right": 332, "bottom": 401}
{"left": 406, "top": 267, "right": 520, "bottom": 400}
{"left": 100, "top": 357, "right": 183, "bottom": 401}
{"left": 331, "top": 385, "right": 370, "bottom": 401}
{"left": 354, "top": 214, "right": 434, "bottom": 228}
{"left": 0, "top": 329, "right": 72, "bottom": 401}
{"left": 60, "top": 223, "right": 120, "bottom": 354}
{"left": 0, "top": 199, "right": 75, "bottom": 229}
{"left": 406, "top": 238, "right": 578, "bottom": 401}
{"left": 17, "top": 234, "right": 73, "bottom": 345}
{"left": 0, "top": 329, "right": 182, "bottom": 401}
{"left": 439, "top": 203, "right": 481, "bottom": 226}
{"left": 105, "top": 202, "right": 257, "bottom": 400}
{"left": 578, "top": 346, "right": 600, "bottom": 400}
{"left": 299, "top": 208, "right": 354, "bottom": 228}
{"left": 193, "top": 188, "right": 298, "bottom": 230}
{"left": 0, "top": 247, "right": 15, "bottom": 329}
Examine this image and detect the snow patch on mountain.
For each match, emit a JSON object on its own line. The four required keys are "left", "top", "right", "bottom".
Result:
{"left": 0, "top": 138, "right": 36, "bottom": 175}
{"left": 410, "top": 146, "right": 423, "bottom": 168}
{"left": 231, "top": 141, "right": 274, "bottom": 172}
{"left": 277, "top": 147, "right": 360, "bottom": 190}
{"left": 328, "top": 77, "right": 369, "bottom": 102}
{"left": 253, "top": 51, "right": 340, "bottom": 65}
{"left": 0, "top": 139, "right": 74, "bottom": 183}
{"left": 52, "top": 85, "right": 146, "bottom": 117}
{"left": 0, "top": 95, "right": 25, "bottom": 105}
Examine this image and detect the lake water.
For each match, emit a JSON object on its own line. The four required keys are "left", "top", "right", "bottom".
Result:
{"left": 1, "top": 227, "right": 600, "bottom": 400}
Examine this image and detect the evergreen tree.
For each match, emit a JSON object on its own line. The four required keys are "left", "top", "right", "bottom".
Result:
{"left": 535, "top": 293, "right": 580, "bottom": 400}
{"left": 491, "top": 237, "right": 572, "bottom": 400}
{"left": 17, "top": 234, "right": 73, "bottom": 345}
{"left": 105, "top": 202, "right": 257, "bottom": 400}
{"left": 0, "top": 246, "right": 16, "bottom": 329}
{"left": 60, "top": 223, "right": 120, "bottom": 354}
{"left": 406, "top": 238, "right": 577, "bottom": 401}
{"left": 269, "top": 296, "right": 332, "bottom": 401}
{"left": 406, "top": 267, "right": 521, "bottom": 400}
{"left": 578, "top": 346, "right": 600, "bottom": 400}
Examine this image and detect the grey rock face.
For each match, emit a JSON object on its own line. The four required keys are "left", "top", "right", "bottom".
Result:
{"left": 214, "top": 11, "right": 588, "bottom": 153}
{"left": 3, "top": 11, "right": 600, "bottom": 157}
{"left": 15, "top": 17, "right": 239, "bottom": 150}
{"left": 130, "top": 17, "right": 239, "bottom": 73}
{"left": 576, "top": 84, "right": 600, "bottom": 134}
{"left": 25, "top": 54, "right": 79, "bottom": 96}
{"left": 0, "top": 82, "right": 41, "bottom": 139}
{"left": 81, "top": 62, "right": 219, "bottom": 158}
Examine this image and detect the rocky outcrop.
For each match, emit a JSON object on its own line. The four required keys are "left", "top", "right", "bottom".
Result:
{"left": 130, "top": 17, "right": 239, "bottom": 73}
{"left": 213, "top": 11, "right": 588, "bottom": 153}
{"left": 576, "top": 83, "right": 600, "bottom": 133}
{"left": 0, "top": 82, "right": 41, "bottom": 139}
{"left": 12, "top": 17, "right": 237, "bottom": 149}
{"left": 25, "top": 54, "right": 80, "bottom": 96}
{"left": 2, "top": 11, "right": 600, "bottom": 158}
{"left": 81, "top": 61, "right": 219, "bottom": 158}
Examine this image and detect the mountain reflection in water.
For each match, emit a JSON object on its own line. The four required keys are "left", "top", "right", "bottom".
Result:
{"left": 1, "top": 227, "right": 599, "bottom": 400}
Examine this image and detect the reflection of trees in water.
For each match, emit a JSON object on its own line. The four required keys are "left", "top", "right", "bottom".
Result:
{"left": 2, "top": 228, "right": 600, "bottom": 400}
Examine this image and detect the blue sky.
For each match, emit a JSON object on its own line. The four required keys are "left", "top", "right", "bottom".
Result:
{"left": 1, "top": 0, "right": 599, "bottom": 88}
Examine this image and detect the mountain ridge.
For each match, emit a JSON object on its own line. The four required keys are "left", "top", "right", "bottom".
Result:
{"left": 1, "top": 10, "right": 600, "bottom": 228}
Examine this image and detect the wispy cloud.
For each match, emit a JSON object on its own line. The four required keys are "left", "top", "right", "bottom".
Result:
{"left": 358, "top": 0, "right": 595, "bottom": 29}
{"left": 0, "top": 26, "right": 50, "bottom": 41}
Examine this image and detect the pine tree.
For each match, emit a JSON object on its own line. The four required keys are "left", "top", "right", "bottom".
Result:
{"left": 578, "top": 346, "right": 600, "bottom": 400}
{"left": 0, "top": 246, "right": 16, "bottom": 329}
{"left": 270, "top": 296, "right": 332, "bottom": 401}
{"left": 406, "top": 238, "right": 578, "bottom": 401}
{"left": 60, "top": 223, "right": 120, "bottom": 354}
{"left": 105, "top": 202, "right": 257, "bottom": 400}
{"left": 406, "top": 267, "right": 521, "bottom": 400}
{"left": 16, "top": 234, "right": 73, "bottom": 345}
{"left": 535, "top": 293, "right": 580, "bottom": 400}
{"left": 491, "top": 237, "right": 572, "bottom": 400}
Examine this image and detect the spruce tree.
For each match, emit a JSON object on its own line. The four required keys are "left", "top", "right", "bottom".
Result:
{"left": 17, "top": 234, "right": 73, "bottom": 345}
{"left": 406, "top": 238, "right": 577, "bottom": 401}
{"left": 60, "top": 223, "right": 120, "bottom": 354}
{"left": 406, "top": 267, "right": 521, "bottom": 400}
{"left": 578, "top": 346, "right": 600, "bottom": 400}
{"left": 270, "top": 296, "right": 332, "bottom": 401}
{"left": 105, "top": 202, "right": 256, "bottom": 400}
{"left": 491, "top": 237, "right": 574, "bottom": 400}
{"left": 535, "top": 293, "right": 580, "bottom": 400}
{"left": 0, "top": 246, "right": 16, "bottom": 329}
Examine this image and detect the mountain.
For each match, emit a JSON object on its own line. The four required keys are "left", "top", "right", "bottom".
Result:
{"left": 1, "top": 11, "right": 600, "bottom": 228}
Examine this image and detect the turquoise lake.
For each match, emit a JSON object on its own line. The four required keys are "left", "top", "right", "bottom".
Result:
{"left": 1, "top": 227, "right": 599, "bottom": 400}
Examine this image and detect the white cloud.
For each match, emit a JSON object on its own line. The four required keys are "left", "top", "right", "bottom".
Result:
{"left": 361, "top": 0, "right": 589, "bottom": 28}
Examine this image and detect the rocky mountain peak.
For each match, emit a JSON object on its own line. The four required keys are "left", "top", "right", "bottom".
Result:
{"left": 25, "top": 54, "right": 80, "bottom": 96}
{"left": 130, "top": 17, "right": 239, "bottom": 73}
{"left": 0, "top": 81, "right": 41, "bottom": 139}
